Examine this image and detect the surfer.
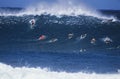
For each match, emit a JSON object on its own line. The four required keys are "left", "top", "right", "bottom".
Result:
{"left": 29, "top": 19, "right": 36, "bottom": 29}
{"left": 38, "top": 35, "right": 46, "bottom": 40}
{"left": 48, "top": 38, "right": 58, "bottom": 43}
{"left": 30, "top": 19, "right": 35, "bottom": 25}
{"left": 68, "top": 33, "right": 74, "bottom": 39}
{"left": 102, "top": 37, "right": 112, "bottom": 44}
{"left": 31, "top": 20, "right": 35, "bottom": 25}
{"left": 91, "top": 38, "right": 96, "bottom": 44}
{"left": 80, "top": 48, "right": 86, "bottom": 53}
{"left": 80, "top": 34, "right": 87, "bottom": 40}
{"left": 76, "top": 34, "right": 87, "bottom": 42}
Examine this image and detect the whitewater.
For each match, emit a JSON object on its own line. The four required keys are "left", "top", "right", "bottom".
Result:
{"left": 0, "top": 0, "right": 120, "bottom": 79}
{"left": 0, "top": 0, "right": 117, "bottom": 21}
{"left": 0, "top": 63, "right": 120, "bottom": 79}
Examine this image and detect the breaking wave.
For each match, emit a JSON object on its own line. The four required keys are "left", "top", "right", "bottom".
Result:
{"left": 0, "top": 9, "right": 120, "bottom": 52}
{"left": 0, "top": 0, "right": 117, "bottom": 21}
{"left": 0, "top": 63, "right": 120, "bottom": 79}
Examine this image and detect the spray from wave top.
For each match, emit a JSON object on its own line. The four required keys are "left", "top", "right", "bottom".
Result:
{"left": 0, "top": 0, "right": 117, "bottom": 20}
{"left": 24, "top": 0, "right": 97, "bottom": 16}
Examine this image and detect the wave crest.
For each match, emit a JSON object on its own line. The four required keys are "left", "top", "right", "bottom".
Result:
{"left": 0, "top": 1, "right": 117, "bottom": 20}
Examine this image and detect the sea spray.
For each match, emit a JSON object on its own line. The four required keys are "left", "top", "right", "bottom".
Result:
{"left": 0, "top": 0, "right": 117, "bottom": 20}
{"left": 0, "top": 63, "right": 120, "bottom": 79}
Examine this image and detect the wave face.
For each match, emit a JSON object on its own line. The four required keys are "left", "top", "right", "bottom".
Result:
{"left": 0, "top": 9, "right": 120, "bottom": 51}
{"left": 0, "top": 6, "right": 120, "bottom": 79}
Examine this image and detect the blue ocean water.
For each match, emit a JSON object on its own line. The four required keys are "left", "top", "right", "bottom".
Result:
{"left": 0, "top": 6, "right": 120, "bottom": 79}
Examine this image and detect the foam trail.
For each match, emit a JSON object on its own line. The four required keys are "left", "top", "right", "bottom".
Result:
{"left": 0, "top": 63, "right": 120, "bottom": 79}
{"left": 0, "top": 0, "right": 117, "bottom": 20}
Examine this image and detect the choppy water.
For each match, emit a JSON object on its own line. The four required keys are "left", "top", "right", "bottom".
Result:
{"left": 0, "top": 6, "right": 120, "bottom": 79}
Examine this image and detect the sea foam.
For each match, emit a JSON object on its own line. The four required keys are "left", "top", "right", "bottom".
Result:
{"left": 0, "top": 63, "right": 120, "bottom": 79}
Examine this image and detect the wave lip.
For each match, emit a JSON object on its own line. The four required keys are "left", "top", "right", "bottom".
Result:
{"left": 0, "top": 1, "right": 117, "bottom": 21}
{"left": 0, "top": 63, "right": 120, "bottom": 79}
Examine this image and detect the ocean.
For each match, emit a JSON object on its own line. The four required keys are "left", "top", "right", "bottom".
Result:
{"left": 0, "top": 6, "right": 120, "bottom": 79}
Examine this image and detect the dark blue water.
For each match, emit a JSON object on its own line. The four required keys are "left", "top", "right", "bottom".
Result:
{"left": 0, "top": 8, "right": 120, "bottom": 74}
{"left": 0, "top": 49, "right": 120, "bottom": 73}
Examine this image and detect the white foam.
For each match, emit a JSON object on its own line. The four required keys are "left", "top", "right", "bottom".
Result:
{"left": 0, "top": 62, "right": 120, "bottom": 79}
{"left": 0, "top": 0, "right": 117, "bottom": 20}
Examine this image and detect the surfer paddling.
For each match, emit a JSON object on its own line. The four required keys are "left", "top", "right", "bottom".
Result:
{"left": 102, "top": 37, "right": 112, "bottom": 44}
{"left": 68, "top": 33, "right": 74, "bottom": 39}
{"left": 48, "top": 38, "right": 58, "bottom": 43}
{"left": 80, "top": 34, "right": 87, "bottom": 40}
{"left": 38, "top": 35, "right": 46, "bottom": 40}
{"left": 91, "top": 38, "right": 96, "bottom": 44}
